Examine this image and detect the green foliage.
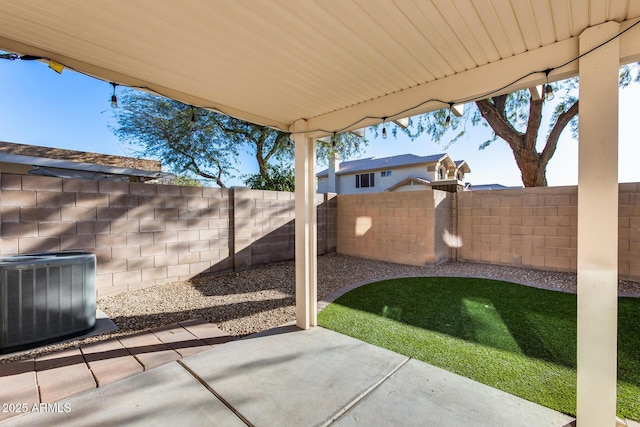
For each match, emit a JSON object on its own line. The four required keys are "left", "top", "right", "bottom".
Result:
{"left": 112, "top": 90, "right": 368, "bottom": 187}
{"left": 168, "top": 175, "right": 202, "bottom": 186}
{"left": 319, "top": 277, "right": 640, "bottom": 420}
{"left": 316, "top": 132, "right": 368, "bottom": 166}
{"left": 243, "top": 163, "right": 295, "bottom": 191}
{"left": 112, "top": 91, "right": 239, "bottom": 187}
{"left": 620, "top": 62, "right": 640, "bottom": 88}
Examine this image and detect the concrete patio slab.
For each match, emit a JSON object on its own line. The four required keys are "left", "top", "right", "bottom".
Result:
{"left": 35, "top": 349, "right": 95, "bottom": 403}
{"left": 332, "top": 358, "right": 574, "bottom": 427}
{"left": 0, "top": 326, "right": 580, "bottom": 426}
{"left": 118, "top": 331, "right": 180, "bottom": 371}
{"left": 180, "top": 325, "right": 410, "bottom": 427}
{"left": 1, "top": 363, "right": 245, "bottom": 427}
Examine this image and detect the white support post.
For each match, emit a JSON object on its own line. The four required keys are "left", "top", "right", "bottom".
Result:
{"left": 292, "top": 119, "right": 317, "bottom": 329}
{"left": 576, "top": 22, "right": 620, "bottom": 427}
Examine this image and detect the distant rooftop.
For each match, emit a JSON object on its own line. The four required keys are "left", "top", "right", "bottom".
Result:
{"left": 0, "top": 141, "right": 161, "bottom": 171}
{"left": 0, "top": 141, "right": 168, "bottom": 182}
{"left": 317, "top": 153, "right": 450, "bottom": 178}
{"left": 467, "top": 183, "right": 523, "bottom": 191}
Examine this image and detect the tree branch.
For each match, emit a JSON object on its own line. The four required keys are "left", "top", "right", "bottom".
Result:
{"left": 492, "top": 94, "right": 508, "bottom": 120}
{"left": 255, "top": 131, "right": 268, "bottom": 178}
{"left": 169, "top": 142, "right": 227, "bottom": 187}
{"left": 264, "top": 131, "right": 289, "bottom": 163}
{"left": 524, "top": 98, "right": 543, "bottom": 151}
{"left": 540, "top": 100, "right": 579, "bottom": 167}
{"left": 475, "top": 99, "right": 524, "bottom": 152}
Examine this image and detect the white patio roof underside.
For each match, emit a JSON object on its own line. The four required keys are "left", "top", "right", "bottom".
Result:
{"left": 1, "top": 2, "right": 640, "bottom": 426}
{"left": 0, "top": 1, "right": 638, "bottom": 136}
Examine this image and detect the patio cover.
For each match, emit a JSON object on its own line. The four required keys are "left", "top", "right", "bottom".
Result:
{"left": 0, "top": 2, "right": 639, "bottom": 425}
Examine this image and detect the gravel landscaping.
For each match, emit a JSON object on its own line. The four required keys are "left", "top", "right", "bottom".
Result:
{"left": 2, "top": 253, "right": 639, "bottom": 362}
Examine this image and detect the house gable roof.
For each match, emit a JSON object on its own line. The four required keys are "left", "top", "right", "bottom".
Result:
{"left": 384, "top": 176, "right": 431, "bottom": 192}
{"left": 454, "top": 160, "right": 471, "bottom": 173}
{"left": 317, "top": 153, "right": 449, "bottom": 178}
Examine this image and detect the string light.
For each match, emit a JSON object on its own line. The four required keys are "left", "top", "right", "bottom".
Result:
{"left": 110, "top": 82, "right": 118, "bottom": 108}
{"left": 544, "top": 69, "right": 554, "bottom": 101}
{"left": 381, "top": 117, "right": 388, "bottom": 139}
{"left": 445, "top": 103, "right": 453, "bottom": 127}
{"left": 190, "top": 106, "right": 197, "bottom": 126}
{"left": 0, "top": 18, "right": 636, "bottom": 137}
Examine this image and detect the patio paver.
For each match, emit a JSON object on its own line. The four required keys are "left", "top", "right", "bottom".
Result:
{"left": 151, "top": 323, "right": 210, "bottom": 357}
{"left": 178, "top": 318, "right": 235, "bottom": 346}
{"left": 35, "top": 348, "right": 96, "bottom": 403}
{"left": 118, "top": 332, "right": 180, "bottom": 371}
{"left": 0, "top": 360, "right": 38, "bottom": 423}
{"left": 81, "top": 339, "right": 143, "bottom": 387}
{"left": 0, "top": 318, "right": 234, "bottom": 423}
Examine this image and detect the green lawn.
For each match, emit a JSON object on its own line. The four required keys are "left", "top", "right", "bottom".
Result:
{"left": 317, "top": 277, "right": 640, "bottom": 420}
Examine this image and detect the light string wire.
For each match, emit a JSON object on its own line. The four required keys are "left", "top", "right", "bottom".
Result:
{"left": 1, "top": 19, "right": 638, "bottom": 137}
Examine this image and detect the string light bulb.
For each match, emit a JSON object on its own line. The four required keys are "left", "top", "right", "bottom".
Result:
{"left": 544, "top": 84, "right": 554, "bottom": 101}
{"left": 382, "top": 117, "right": 388, "bottom": 139}
{"left": 445, "top": 103, "right": 452, "bottom": 127}
{"left": 110, "top": 82, "right": 118, "bottom": 108}
{"left": 544, "top": 69, "right": 554, "bottom": 101}
{"left": 190, "top": 106, "right": 197, "bottom": 126}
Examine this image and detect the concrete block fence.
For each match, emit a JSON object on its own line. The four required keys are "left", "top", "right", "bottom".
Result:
{"left": 0, "top": 174, "right": 336, "bottom": 298}
{"left": 3, "top": 172, "right": 640, "bottom": 299}
{"left": 336, "top": 191, "right": 453, "bottom": 266}
{"left": 335, "top": 184, "right": 640, "bottom": 281}
{"left": 456, "top": 183, "right": 640, "bottom": 279}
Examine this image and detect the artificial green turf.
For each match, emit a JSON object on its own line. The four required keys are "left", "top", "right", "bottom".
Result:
{"left": 317, "top": 277, "right": 640, "bottom": 420}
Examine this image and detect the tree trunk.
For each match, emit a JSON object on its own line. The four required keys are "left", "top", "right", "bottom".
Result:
{"left": 513, "top": 152, "right": 547, "bottom": 187}
{"left": 475, "top": 96, "right": 578, "bottom": 187}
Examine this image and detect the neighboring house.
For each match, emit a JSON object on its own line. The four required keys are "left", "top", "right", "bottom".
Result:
{"left": 466, "top": 183, "right": 523, "bottom": 191}
{"left": 317, "top": 153, "right": 470, "bottom": 195}
{"left": 0, "top": 141, "right": 173, "bottom": 182}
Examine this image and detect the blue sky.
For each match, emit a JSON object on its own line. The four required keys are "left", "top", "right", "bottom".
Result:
{"left": 1, "top": 57, "right": 639, "bottom": 188}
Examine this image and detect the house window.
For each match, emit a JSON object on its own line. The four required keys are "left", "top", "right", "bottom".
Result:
{"left": 381, "top": 170, "right": 392, "bottom": 177}
{"left": 438, "top": 168, "right": 445, "bottom": 180}
{"left": 355, "top": 173, "right": 375, "bottom": 188}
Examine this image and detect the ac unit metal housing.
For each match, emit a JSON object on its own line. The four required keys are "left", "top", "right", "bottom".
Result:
{"left": 0, "top": 252, "right": 96, "bottom": 354}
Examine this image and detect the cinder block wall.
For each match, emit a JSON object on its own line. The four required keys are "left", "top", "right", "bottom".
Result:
{"left": 230, "top": 188, "right": 335, "bottom": 271}
{"left": 618, "top": 183, "right": 640, "bottom": 278}
{"left": 0, "top": 174, "right": 337, "bottom": 298}
{"left": 336, "top": 190, "right": 451, "bottom": 266}
{"left": 457, "top": 186, "right": 577, "bottom": 271}
{"left": 457, "top": 183, "right": 640, "bottom": 279}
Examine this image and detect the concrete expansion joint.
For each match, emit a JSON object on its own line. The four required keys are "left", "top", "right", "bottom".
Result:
{"left": 176, "top": 359, "right": 254, "bottom": 427}
{"left": 321, "top": 356, "right": 411, "bottom": 426}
